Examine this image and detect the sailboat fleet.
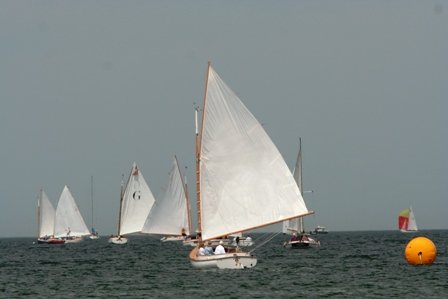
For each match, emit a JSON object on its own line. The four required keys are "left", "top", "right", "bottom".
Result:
{"left": 34, "top": 62, "right": 340, "bottom": 269}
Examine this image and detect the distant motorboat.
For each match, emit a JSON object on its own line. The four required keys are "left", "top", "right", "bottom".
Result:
{"left": 312, "top": 225, "right": 329, "bottom": 234}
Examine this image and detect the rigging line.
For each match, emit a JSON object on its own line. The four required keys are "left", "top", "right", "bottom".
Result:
{"left": 251, "top": 231, "right": 279, "bottom": 243}
{"left": 249, "top": 231, "right": 283, "bottom": 254}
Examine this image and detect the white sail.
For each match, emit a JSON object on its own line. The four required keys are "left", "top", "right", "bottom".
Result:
{"left": 283, "top": 139, "right": 304, "bottom": 235}
{"left": 142, "top": 157, "right": 191, "bottom": 236}
{"left": 119, "top": 163, "right": 155, "bottom": 235}
{"left": 283, "top": 217, "right": 301, "bottom": 235}
{"left": 408, "top": 207, "right": 418, "bottom": 231}
{"left": 38, "top": 189, "right": 55, "bottom": 238}
{"left": 199, "top": 66, "right": 311, "bottom": 241}
{"left": 54, "top": 186, "right": 90, "bottom": 237}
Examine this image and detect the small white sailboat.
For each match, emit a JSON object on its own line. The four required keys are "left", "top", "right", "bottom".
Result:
{"left": 283, "top": 138, "right": 320, "bottom": 249}
{"left": 189, "top": 63, "right": 312, "bottom": 269}
{"left": 109, "top": 163, "right": 155, "bottom": 245}
{"left": 89, "top": 176, "right": 100, "bottom": 239}
{"left": 54, "top": 185, "right": 90, "bottom": 243}
{"left": 141, "top": 156, "right": 192, "bottom": 241}
{"left": 36, "top": 189, "right": 65, "bottom": 244}
{"left": 398, "top": 207, "right": 418, "bottom": 232}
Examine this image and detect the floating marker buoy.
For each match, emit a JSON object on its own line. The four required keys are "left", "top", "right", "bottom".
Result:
{"left": 404, "top": 236, "right": 437, "bottom": 265}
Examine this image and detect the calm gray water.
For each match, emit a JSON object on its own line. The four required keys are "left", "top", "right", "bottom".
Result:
{"left": 1, "top": 231, "right": 447, "bottom": 298}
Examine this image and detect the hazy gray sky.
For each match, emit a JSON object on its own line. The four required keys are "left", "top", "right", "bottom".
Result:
{"left": 1, "top": 1, "right": 447, "bottom": 237}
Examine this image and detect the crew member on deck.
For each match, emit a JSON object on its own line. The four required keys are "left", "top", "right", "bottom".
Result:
{"left": 214, "top": 240, "right": 226, "bottom": 254}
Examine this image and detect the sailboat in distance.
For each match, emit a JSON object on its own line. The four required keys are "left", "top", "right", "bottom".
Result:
{"left": 141, "top": 156, "right": 192, "bottom": 241}
{"left": 54, "top": 185, "right": 90, "bottom": 243}
{"left": 89, "top": 176, "right": 99, "bottom": 239}
{"left": 398, "top": 207, "right": 418, "bottom": 233}
{"left": 109, "top": 162, "right": 155, "bottom": 245}
{"left": 283, "top": 138, "right": 320, "bottom": 248}
{"left": 189, "top": 62, "right": 313, "bottom": 269}
{"left": 36, "top": 189, "right": 65, "bottom": 244}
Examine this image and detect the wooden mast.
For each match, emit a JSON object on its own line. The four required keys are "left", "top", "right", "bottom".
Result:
{"left": 298, "top": 138, "right": 305, "bottom": 233}
{"left": 176, "top": 155, "right": 192, "bottom": 236}
{"left": 117, "top": 174, "right": 125, "bottom": 236}
{"left": 195, "top": 61, "right": 211, "bottom": 240}
{"left": 90, "top": 175, "right": 94, "bottom": 234}
{"left": 37, "top": 189, "right": 41, "bottom": 239}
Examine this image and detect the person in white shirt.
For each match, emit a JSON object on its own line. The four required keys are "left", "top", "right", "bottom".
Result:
{"left": 198, "top": 246, "right": 206, "bottom": 256}
{"left": 214, "top": 240, "right": 226, "bottom": 254}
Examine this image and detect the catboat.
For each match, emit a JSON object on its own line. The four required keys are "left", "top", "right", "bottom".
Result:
{"left": 36, "top": 189, "right": 65, "bottom": 244}
{"left": 189, "top": 247, "right": 257, "bottom": 269}
{"left": 54, "top": 186, "right": 90, "bottom": 243}
{"left": 189, "top": 63, "right": 312, "bottom": 269}
{"left": 283, "top": 233, "right": 320, "bottom": 249}
{"left": 142, "top": 156, "right": 192, "bottom": 242}
{"left": 283, "top": 139, "right": 320, "bottom": 248}
{"left": 109, "top": 163, "right": 155, "bottom": 244}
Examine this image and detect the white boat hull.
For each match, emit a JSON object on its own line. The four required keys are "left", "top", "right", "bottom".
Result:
{"left": 89, "top": 235, "right": 100, "bottom": 240}
{"left": 283, "top": 238, "right": 320, "bottom": 249}
{"left": 400, "top": 229, "right": 418, "bottom": 233}
{"left": 37, "top": 237, "right": 65, "bottom": 244}
{"left": 160, "top": 236, "right": 185, "bottom": 242}
{"left": 62, "top": 236, "right": 84, "bottom": 243}
{"left": 189, "top": 247, "right": 257, "bottom": 269}
{"left": 312, "top": 226, "right": 329, "bottom": 234}
{"left": 109, "top": 236, "right": 128, "bottom": 244}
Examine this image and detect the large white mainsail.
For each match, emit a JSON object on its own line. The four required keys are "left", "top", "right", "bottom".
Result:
{"left": 198, "top": 65, "right": 311, "bottom": 241}
{"left": 54, "top": 185, "right": 90, "bottom": 238}
{"left": 119, "top": 163, "right": 155, "bottom": 235}
{"left": 142, "top": 156, "right": 191, "bottom": 236}
{"left": 38, "top": 189, "right": 55, "bottom": 238}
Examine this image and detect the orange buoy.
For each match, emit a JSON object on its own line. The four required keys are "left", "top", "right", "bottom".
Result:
{"left": 404, "top": 236, "right": 437, "bottom": 265}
